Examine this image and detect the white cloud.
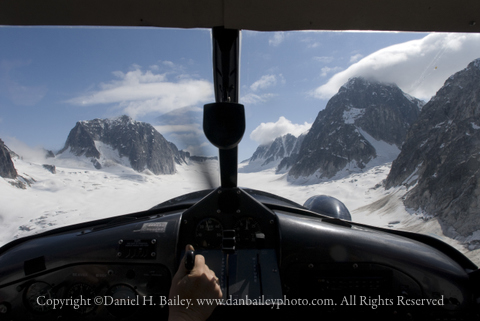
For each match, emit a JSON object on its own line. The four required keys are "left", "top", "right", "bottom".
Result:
{"left": 269, "top": 32, "right": 285, "bottom": 46}
{"left": 320, "top": 66, "right": 343, "bottom": 77}
{"left": 313, "top": 56, "right": 334, "bottom": 63}
{"left": 250, "top": 116, "right": 312, "bottom": 145}
{"left": 242, "top": 74, "right": 284, "bottom": 105}
{"left": 350, "top": 54, "right": 363, "bottom": 63}
{"left": 307, "top": 42, "right": 320, "bottom": 49}
{"left": 312, "top": 33, "right": 480, "bottom": 101}
{"left": 250, "top": 74, "right": 277, "bottom": 91}
{"left": 67, "top": 66, "right": 213, "bottom": 118}
{"left": 154, "top": 124, "right": 202, "bottom": 135}
{"left": 300, "top": 37, "right": 321, "bottom": 49}
{"left": 162, "top": 61, "right": 175, "bottom": 68}
{"left": 3, "top": 137, "right": 48, "bottom": 162}
{"left": 241, "top": 93, "right": 277, "bottom": 105}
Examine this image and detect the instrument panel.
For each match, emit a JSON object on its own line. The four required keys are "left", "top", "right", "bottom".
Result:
{"left": 178, "top": 188, "right": 278, "bottom": 251}
{"left": 194, "top": 216, "right": 264, "bottom": 249}
{"left": 2, "top": 263, "right": 171, "bottom": 320}
{"left": 233, "top": 216, "right": 263, "bottom": 248}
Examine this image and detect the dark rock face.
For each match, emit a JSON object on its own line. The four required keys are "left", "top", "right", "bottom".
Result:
{"left": 59, "top": 121, "right": 101, "bottom": 159}
{"left": 0, "top": 139, "right": 17, "bottom": 179}
{"left": 168, "top": 142, "right": 190, "bottom": 166}
{"left": 386, "top": 59, "right": 480, "bottom": 239}
{"left": 243, "top": 133, "right": 305, "bottom": 172}
{"left": 42, "top": 164, "right": 56, "bottom": 174}
{"left": 45, "top": 150, "right": 55, "bottom": 158}
{"left": 251, "top": 134, "right": 303, "bottom": 164}
{"left": 275, "top": 134, "right": 305, "bottom": 173}
{"left": 58, "top": 115, "right": 184, "bottom": 175}
{"left": 288, "top": 77, "right": 422, "bottom": 180}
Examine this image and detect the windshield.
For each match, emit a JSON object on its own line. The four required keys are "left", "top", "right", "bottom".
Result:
{"left": 1, "top": 27, "right": 479, "bottom": 265}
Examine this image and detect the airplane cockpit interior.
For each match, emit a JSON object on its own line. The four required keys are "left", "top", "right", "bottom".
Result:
{"left": 1, "top": 1, "right": 479, "bottom": 320}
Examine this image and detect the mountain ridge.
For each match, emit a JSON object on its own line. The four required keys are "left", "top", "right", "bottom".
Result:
{"left": 286, "top": 77, "right": 423, "bottom": 182}
{"left": 58, "top": 115, "right": 187, "bottom": 175}
{"left": 241, "top": 133, "right": 305, "bottom": 173}
{"left": 0, "top": 139, "right": 17, "bottom": 179}
{"left": 386, "top": 58, "right": 480, "bottom": 241}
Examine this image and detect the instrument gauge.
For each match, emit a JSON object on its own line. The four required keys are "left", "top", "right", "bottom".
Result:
{"left": 106, "top": 284, "right": 138, "bottom": 318}
{"left": 66, "top": 283, "right": 96, "bottom": 315}
{"left": 195, "top": 218, "right": 223, "bottom": 249}
{"left": 234, "top": 217, "right": 263, "bottom": 248}
{"left": 24, "top": 281, "right": 54, "bottom": 313}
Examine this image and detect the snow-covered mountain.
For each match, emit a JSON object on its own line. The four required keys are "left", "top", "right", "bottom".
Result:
{"left": 386, "top": 58, "right": 480, "bottom": 243}
{"left": 57, "top": 115, "right": 188, "bottom": 175}
{"left": 240, "top": 133, "right": 305, "bottom": 173}
{"left": 1, "top": 99, "right": 480, "bottom": 263}
{"left": 3, "top": 69, "right": 480, "bottom": 262}
{"left": 287, "top": 77, "right": 423, "bottom": 182}
{"left": 0, "top": 139, "right": 39, "bottom": 189}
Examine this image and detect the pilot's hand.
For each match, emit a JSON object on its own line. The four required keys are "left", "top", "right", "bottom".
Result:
{"left": 168, "top": 245, "right": 223, "bottom": 321}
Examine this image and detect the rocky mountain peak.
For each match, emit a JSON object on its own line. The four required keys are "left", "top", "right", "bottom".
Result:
{"left": 337, "top": 77, "right": 424, "bottom": 146}
{"left": 58, "top": 115, "right": 186, "bottom": 175}
{"left": 250, "top": 133, "right": 301, "bottom": 163}
{"left": 339, "top": 76, "right": 394, "bottom": 93}
{"left": 241, "top": 133, "right": 305, "bottom": 173}
{"left": 287, "top": 77, "right": 422, "bottom": 181}
{"left": 0, "top": 139, "right": 17, "bottom": 179}
{"left": 385, "top": 58, "right": 480, "bottom": 241}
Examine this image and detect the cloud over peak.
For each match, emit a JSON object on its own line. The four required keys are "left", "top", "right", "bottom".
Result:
{"left": 312, "top": 33, "right": 480, "bottom": 101}
{"left": 250, "top": 116, "right": 311, "bottom": 146}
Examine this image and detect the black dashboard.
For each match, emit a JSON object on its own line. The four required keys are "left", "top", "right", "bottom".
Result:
{"left": 0, "top": 188, "right": 478, "bottom": 320}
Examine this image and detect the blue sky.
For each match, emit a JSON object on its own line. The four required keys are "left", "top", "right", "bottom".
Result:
{"left": 1, "top": 27, "right": 480, "bottom": 162}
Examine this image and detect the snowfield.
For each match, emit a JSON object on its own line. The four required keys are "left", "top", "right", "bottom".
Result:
{"left": 1, "top": 155, "right": 479, "bottom": 266}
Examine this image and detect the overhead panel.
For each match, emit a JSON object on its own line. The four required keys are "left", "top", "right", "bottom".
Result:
{"left": 0, "top": 0, "right": 479, "bottom": 32}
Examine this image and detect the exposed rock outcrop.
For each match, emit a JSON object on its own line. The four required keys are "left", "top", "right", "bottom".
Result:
{"left": 288, "top": 77, "right": 422, "bottom": 181}
{"left": 386, "top": 58, "right": 480, "bottom": 240}
{"left": 0, "top": 139, "right": 17, "bottom": 179}
{"left": 58, "top": 115, "right": 185, "bottom": 175}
